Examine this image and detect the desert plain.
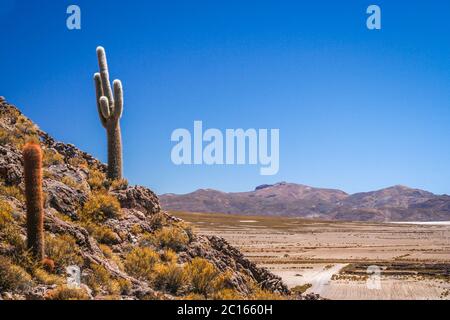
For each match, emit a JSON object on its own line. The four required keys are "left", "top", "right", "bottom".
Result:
{"left": 174, "top": 211, "right": 450, "bottom": 300}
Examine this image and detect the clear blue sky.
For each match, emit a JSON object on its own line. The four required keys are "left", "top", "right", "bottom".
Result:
{"left": 1, "top": 0, "right": 449, "bottom": 195}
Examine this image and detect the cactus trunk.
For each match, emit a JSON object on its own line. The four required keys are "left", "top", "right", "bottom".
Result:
{"left": 23, "top": 142, "right": 45, "bottom": 261}
{"left": 107, "top": 121, "right": 123, "bottom": 180}
{"left": 93, "top": 46, "right": 124, "bottom": 180}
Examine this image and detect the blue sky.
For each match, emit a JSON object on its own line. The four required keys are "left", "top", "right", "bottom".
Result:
{"left": 1, "top": 0, "right": 449, "bottom": 195}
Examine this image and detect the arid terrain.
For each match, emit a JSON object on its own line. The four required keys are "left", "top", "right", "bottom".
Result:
{"left": 174, "top": 211, "right": 450, "bottom": 299}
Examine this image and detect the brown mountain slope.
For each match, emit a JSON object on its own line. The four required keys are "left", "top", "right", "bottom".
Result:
{"left": 161, "top": 183, "right": 450, "bottom": 222}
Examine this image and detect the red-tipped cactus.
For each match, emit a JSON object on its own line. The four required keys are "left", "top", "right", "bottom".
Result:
{"left": 23, "top": 142, "right": 45, "bottom": 261}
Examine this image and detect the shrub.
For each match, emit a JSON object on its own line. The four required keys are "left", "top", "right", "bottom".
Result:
{"left": 160, "top": 249, "right": 177, "bottom": 264}
{"left": 153, "top": 262, "right": 188, "bottom": 294}
{"left": 82, "top": 222, "right": 120, "bottom": 244}
{"left": 124, "top": 247, "right": 160, "bottom": 281}
{"left": 0, "top": 256, "right": 33, "bottom": 291}
{"left": 152, "top": 226, "right": 189, "bottom": 252}
{"left": 45, "top": 234, "right": 83, "bottom": 272}
{"left": 149, "top": 211, "right": 168, "bottom": 230}
{"left": 0, "top": 183, "right": 24, "bottom": 202}
{"left": 186, "top": 258, "right": 218, "bottom": 298}
{"left": 34, "top": 268, "right": 63, "bottom": 285}
{"left": 109, "top": 178, "right": 128, "bottom": 190}
{"left": 68, "top": 156, "right": 88, "bottom": 168}
{"left": 212, "top": 289, "right": 243, "bottom": 300}
{"left": 85, "top": 263, "right": 121, "bottom": 295}
{"left": 43, "top": 149, "right": 64, "bottom": 166}
{"left": 88, "top": 169, "right": 107, "bottom": 190}
{"left": 0, "top": 199, "right": 13, "bottom": 228}
{"left": 61, "top": 176, "right": 81, "bottom": 189}
{"left": 46, "top": 285, "right": 90, "bottom": 300}
{"left": 291, "top": 283, "right": 312, "bottom": 294}
{"left": 80, "top": 192, "right": 121, "bottom": 222}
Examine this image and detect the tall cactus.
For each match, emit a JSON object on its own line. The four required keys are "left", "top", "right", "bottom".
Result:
{"left": 23, "top": 142, "right": 44, "bottom": 261}
{"left": 94, "top": 46, "right": 124, "bottom": 180}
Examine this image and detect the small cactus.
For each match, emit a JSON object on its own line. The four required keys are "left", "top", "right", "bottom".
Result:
{"left": 93, "top": 46, "right": 124, "bottom": 180}
{"left": 23, "top": 142, "right": 45, "bottom": 261}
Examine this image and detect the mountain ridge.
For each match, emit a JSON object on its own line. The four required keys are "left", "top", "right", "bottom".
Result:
{"left": 160, "top": 182, "right": 450, "bottom": 222}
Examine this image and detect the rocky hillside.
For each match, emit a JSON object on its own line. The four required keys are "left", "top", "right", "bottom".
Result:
{"left": 0, "top": 97, "right": 297, "bottom": 300}
{"left": 161, "top": 182, "right": 450, "bottom": 222}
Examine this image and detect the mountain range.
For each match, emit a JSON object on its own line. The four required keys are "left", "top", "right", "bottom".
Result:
{"left": 160, "top": 182, "right": 450, "bottom": 222}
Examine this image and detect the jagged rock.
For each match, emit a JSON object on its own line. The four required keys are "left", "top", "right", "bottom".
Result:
{"left": 44, "top": 179, "right": 88, "bottom": 219}
{"left": 111, "top": 185, "right": 160, "bottom": 216}
{"left": 0, "top": 98, "right": 298, "bottom": 300}
{"left": 0, "top": 145, "right": 22, "bottom": 185}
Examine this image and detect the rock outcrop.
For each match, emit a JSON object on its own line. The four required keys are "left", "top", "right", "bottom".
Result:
{"left": 0, "top": 98, "right": 293, "bottom": 300}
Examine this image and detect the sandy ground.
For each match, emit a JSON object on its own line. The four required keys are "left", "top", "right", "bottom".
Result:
{"left": 174, "top": 211, "right": 450, "bottom": 300}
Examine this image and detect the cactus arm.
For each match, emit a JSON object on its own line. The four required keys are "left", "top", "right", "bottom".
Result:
{"left": 99, "top": 96, "right": 111, "bottom": 119}
{"left": 113, "top": 79, "right": 123, "bottom": 120}
{"left": 94, "top": 73, "right": 108, "bottom": 127}
{"left": 96, "top": 46, "right": 114, "bottom": 107}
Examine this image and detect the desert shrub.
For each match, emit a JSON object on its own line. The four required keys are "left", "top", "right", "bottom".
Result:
{"left": 34, "top": 268, "right": 63, "bottom": 285}
{"left": 130, "top": 223, "right": 143, "bottom": 235}
{"left": 43, "top": 149, "right": 64, "bottom": 166}
{"left": 149, "top": 211, "right": 168, "bottom": 230}
{"left": 82, "top": 222, "right": 120, "bottom": 245}
{"left": 0, "top": 127, "right": 10, "bottom": 145}
{"left": 176, "top": 221, "right": 195, "bottom": 242}
{"left": 124, "top": 247, "right": 160, "bottom": 281}
{"left": 80, "top": 192, "right": 121, "bottom": 222}
{"left": 212, "top": 289, "right": 243, "bottom": 300}
{"left": 0, "top": 199, "right": 13, "bottom": 228}
{"left": 45, "top": 234, "right": 83, "bottom": 272}
{"left": 152, "top": 226, "right": 189, "bottom": 252}
{"left": 98, "top": 244, "right": 124, "bottom": 270}
{"left": 186, "top": 258, "right": 219, "bottom": 298}
{"left": 68, "top": 156, "right": 88, "bottom": 168}
{"left": 88, "top": 169, "right": 107, "bottom": 190}
{"left": 0, "top": 256, "right": 33, "bottom": 291}
{"left": 85, "top": 263, "right": 121, "bottom": 295}
{"left": 61, "top": 176, "right": 81, "bottom": 189}
{"left": 153, "top": 262, "right": 188, "bottom": 294}
{"left": 160, "top": 249, "right": 177, "bottom": 264}
{"left": 291, "top": 283, "right": 312, "bottom": 294}
{"left": 0, "top": 183, "right": 24, "bottom": 202}
{"left": 46, "top": 285, "right": 90, "bottom": 300}
{"left": 109, "top": 178, "right": 128, "bottom": 190}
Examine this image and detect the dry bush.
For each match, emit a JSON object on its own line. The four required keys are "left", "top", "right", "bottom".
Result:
{"left": 186, "top": 257, "right": 219, "bottom": 298}
{"left": 0, "top": 199, "right": 13, "bottom": 228}
{"left": 45, "top": 234, "right": 83, "bottom": 272}
{"left": 160, "top": 249, "right": 177, "bottom": 264}
{"left": 61, "top": 176, "right": 81, "bottom": 189}
{"left": 212, "top": 288, "right": 244, "bottom": 300}
{"left": 43, "top": 149, "right": 64, "bottom": 166}
{"left": 153, "top": 262, "right": 188, "bottom": 294}
{"left": 152, "top": 226, "right": 189, "bottom": 252}
{"left": 82, "top": 222, "right": 120, "bottom": 245}
{"left": 0, "top": 256, "right": 33, "bottom": 291}
{"left": 80, "top": 192, "right": 121, "bottom": 222}
{"left": 109, "top": 178, "right": 128, "bottom": 190}
{"left": 85, "top": 263, "right": 121, "bottom": 296}
{"left": 45, "top": 285, "right": 90, "bottom": 300}
{"left": 33, "top": 268, "right": 63, "bottom": 285}
{"left": 124, "top": 247, "right": 160, "bottom": 281}
{"left": 87, "top": 169, "right": 107, "bottom": 190}
{"left": 68, "top": 156, "right": 88, "bottom": 168}
{"left": 0, "top": 183, "right": 24, "bottom": 202}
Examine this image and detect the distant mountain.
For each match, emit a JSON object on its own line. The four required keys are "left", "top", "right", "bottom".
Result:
{"left": 160, "top": 182, "right": 450, "bottom": 222}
